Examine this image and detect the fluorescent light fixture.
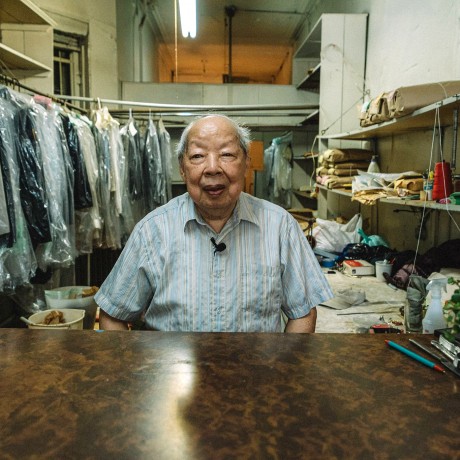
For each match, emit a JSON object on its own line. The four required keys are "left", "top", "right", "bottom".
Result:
{"left": 179, "top": 0, "right": 196, "bottom": 38}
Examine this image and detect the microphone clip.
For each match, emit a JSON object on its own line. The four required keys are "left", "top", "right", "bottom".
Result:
{"left": 211, "top": 237, "right": 226, "bottom": 254}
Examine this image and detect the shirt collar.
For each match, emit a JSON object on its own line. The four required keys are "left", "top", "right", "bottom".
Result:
{"left": 182, "top": 192, "right": 259, "bottom": 232}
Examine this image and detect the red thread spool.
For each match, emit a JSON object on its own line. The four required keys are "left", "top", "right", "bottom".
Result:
{"left": 432, "top": 161, "right": 453, "bottom": 200}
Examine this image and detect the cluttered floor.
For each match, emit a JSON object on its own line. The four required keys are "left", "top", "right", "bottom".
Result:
{"left": 316, "top": 269, "right": 406, "bottom": 333}
{"left": 318, "top": 267, "right": 460, "bottom": 334}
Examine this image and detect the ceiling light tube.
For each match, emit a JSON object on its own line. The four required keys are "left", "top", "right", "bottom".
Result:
{"left": 179, "top": 0, "right": 196, "bottom": 38}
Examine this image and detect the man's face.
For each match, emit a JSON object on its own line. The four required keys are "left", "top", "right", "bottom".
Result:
{"left": 180, "top": 116, "right": 249, "bottom": 220}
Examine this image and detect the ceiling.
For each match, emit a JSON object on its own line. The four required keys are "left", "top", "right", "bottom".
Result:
{"left": 149, "top": 0, "right": 312, "bottom": 84}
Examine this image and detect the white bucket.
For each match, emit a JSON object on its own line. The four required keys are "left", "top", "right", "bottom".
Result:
{"left": 27, "top": 309, "right": 85, "bottom": 329}
{"left": 45, "top": 286, "right": 98, "bottom": 330}
{"left": 375, "top": 260, "right": 392, "bottom": 282}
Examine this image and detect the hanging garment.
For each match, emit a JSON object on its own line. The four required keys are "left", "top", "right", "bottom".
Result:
{"left": 0, "top": 90, "right": 37, "bottom": 292}
{"left": 93, "top": 107, "right": 123, "bottom": 249}
{"left": 14, "top": 103, "right": 51, "bottom": 248}
{"left": 71, "top": 114, "right": 102, "bottom": 254}
{"left": 0, "top": 94, "right": 15, "bottom": 247}
{"left": 120, "top": 115, "right": 144, "bottom": 203}
{"left": 264, "top": 131, "right": 293, "bottom": 209}
{"left": 33, "top": 101, "right": 75, "bottom": 270}
{"left": 0, "top": 160, "right": 10, "bottom": 237}
{"left": 143, "top": 117, "right": 165, "bottom": 212}
{"left": 61, "top": 114, "right": 93, "bottom": 210}
{"left": 158, "top": 119, "right": 173, "bottom": 203}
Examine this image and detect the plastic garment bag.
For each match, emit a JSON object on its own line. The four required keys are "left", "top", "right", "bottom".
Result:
{"left": 93, "top": 106, "right": 123, "bottom": 249}
{"left": 71, "top": 114, "right": 102, "bottom": 254}
{"left": 264, "top": 131, "right": 293, "bottom": 208}
{"left": 158, "top": 119, "right": 173, "bottom": 203}
{"left": 0, "top": 89, "right": 37, "bottom": 292}
{"left": 120, "top": 113, "right": 144, "bottom": 228}
{"left": 13, "top": 101, "right": 52, "bottom": 248}
{"left": 61, "top": 114, "right": 93, "bottom": 210}
{"left": 143, "top": 117, "right": 165, "bottom": 212}
{"left": 0, "top": 88, "right": 15, "bottom": 249}
{"left": 33, "top": 101, "right": 75, "bottom": 271}
{"left": 0, "top": 157, "right": 9, "bottom": 237}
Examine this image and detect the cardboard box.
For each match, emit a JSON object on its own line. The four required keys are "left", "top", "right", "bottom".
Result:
{"left": 343, "top": 260, "right": 375, "bottom": 276}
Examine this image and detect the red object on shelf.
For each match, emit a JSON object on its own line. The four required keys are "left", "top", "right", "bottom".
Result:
{"left": 432, "top": 160, "right": 453, "bottom": 200}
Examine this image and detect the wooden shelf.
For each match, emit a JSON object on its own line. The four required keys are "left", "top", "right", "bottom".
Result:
{"left": 0, "top": 0, "right": 56, "bottom": 26}
{"left": 293, "top": 153, "right": 319, "bottom": 161}
{"left": 293, "top": 190, "right": 316, "bottom": 199}
{"left": 317, "top": 184, "right": 353, "bottom": 197}
{"left": 0, "top": 43, "right": 51, "bottom": 74}
{"left": 380, "top": 197, "right": 460, "bottom": 211}
{"left": 317, "top": 184, "right": 460, "bottom": 212}
{"left": 322, "top": 94, "right": 460, "bottom": 140}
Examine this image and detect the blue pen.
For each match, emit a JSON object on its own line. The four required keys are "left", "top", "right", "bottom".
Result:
{"left": 385, "top": 340, "right": 445, "bottom": 373}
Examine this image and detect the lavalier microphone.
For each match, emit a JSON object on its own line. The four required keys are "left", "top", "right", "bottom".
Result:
{"left": 211, "top": 237, "right": 226, "bottom": 254}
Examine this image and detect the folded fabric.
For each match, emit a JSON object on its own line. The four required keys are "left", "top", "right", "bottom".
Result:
{"left": 360, "top": 92, "right": 391, "bottom": 127}
{"left": 329, "top": 161, "right": 370, "bottom": 170}
{"left": 328, "top": 168, "right": 359, "bottom": 176}
{"left": 324, "top": 176, "right": 353, "bottom": 189}
{"left": 316, "top": 166, "right": 329, "bottom": 176}
{"left": 352, "top": 189, "right": 388, "bottom": 205}
{"left": 394, "top": 178, "right": 424, "bottom": 191}
{"left": 387, "top": 80, "right": 460, "bottom": 118}
{"left": 323, "top": 148, "right": 374, "bottom": 163}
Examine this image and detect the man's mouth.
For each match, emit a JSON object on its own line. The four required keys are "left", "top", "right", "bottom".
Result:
{"left": 203, "top": 184, "right": 226, "bottom": 196}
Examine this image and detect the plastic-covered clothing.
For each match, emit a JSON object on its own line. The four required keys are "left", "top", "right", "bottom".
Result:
{"left": 61, "top": 114, "right": 93, "bottom": 210}
{"left": 33, "top": 101, "right": 75, "bottom": 270}
{"left": 14, "top": 104, "right": 51, "bottom": 248}
{"left": 71, "top": 114, "right": 102, "bottom": 253}
{"left": 158, "top": 119, "right": 173, "bottom": 203}
{"left": 143, "top": 117, "right": 165, "bottom": 211}
{"left": 0, "top": 89, "right": 37, "bottom": 292}
{"left": 264, "top": 131, "right": 292, "bottom": 208}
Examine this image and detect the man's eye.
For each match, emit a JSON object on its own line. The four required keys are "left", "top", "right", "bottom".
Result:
{"left": 190, "top": 154, "right": 204, "bottom": 160}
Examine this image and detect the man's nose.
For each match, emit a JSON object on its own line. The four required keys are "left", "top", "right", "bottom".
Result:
{"left": 204, "top": 153, "right": 222, "bottom": 173}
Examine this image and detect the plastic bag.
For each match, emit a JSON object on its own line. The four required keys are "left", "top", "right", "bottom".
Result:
{"left": 313, "top": 213, "right": 362, "bottom": 253}
{"left": 263, "top": 131, "right": 292, "bottom": 208}
{"left": 358, "top": 228, "right": 389, "bottom": 247}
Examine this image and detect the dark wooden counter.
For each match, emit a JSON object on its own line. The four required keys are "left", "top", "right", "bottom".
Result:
{"left": 0, "top": 331, "right": 459, "bottom": 459}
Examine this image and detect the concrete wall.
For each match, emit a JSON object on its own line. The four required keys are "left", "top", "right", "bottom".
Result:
{"left": 35, "top": 0, "right": 119, "bottom": 99}
{"left": 297, "top": 0, "right": 460, "bottom": 99}
{"left": 295, "top": 0, "right": 460, "bottom": 252}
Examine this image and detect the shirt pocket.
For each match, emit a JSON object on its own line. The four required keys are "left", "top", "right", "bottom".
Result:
{"left": 238, "top": 263, "right": 283, "bottom": 314}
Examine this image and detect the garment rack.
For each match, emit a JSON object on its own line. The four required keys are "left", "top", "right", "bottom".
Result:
{"left": 0, "top": 73, "right": 86, "bottom": 113}
{"left": 55, "top": 94, "right": 318, "bottom": 115}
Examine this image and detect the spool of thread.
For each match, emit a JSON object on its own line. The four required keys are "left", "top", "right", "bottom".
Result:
{"left": 432, "top": 161, "right": 453, "bottom": 200}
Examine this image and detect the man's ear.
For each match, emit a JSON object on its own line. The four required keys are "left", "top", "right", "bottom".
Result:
{"left": 245, "top": 154, "right": 251, "bottom": 168}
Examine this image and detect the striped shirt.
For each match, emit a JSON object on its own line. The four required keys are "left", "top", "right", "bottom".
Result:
{"left": 95, "top": 192, "right": 332, "bottom": 332}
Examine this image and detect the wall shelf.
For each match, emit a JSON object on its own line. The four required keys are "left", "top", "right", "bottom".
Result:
{"left": 322, "top": 93, "right": 460, "bottom": 140}
{"left": 0, "top": 43, "right": 51, "bottom": 74}
{"left": 317, "top": 185, "right": 460, "bottom": 212}
{"left": 0, "top": 0, "right": 56, "bottom": 26}
{"left": 300, "top": 109, "right": 319, "bottom": 126}
{"left": 296, "top": 63, "right": 320, "bottom": 91}
{"left": 294, "top": 16, "right": 322, "bottom": 58}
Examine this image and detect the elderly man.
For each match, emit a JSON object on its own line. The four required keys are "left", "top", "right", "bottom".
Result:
{"left": 95, "top": 114, "right": 332, "bottom": 332}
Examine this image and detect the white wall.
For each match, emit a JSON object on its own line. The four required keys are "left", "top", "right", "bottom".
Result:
{"left": 296, "top": 0, "right": 460, "bottom": 252}
{"left": 298, "top": 0, "right": 460, "bottom": 98}
{"left": 116, "top": 0, "right": 160, "bottom": 83}
{"left": 35, "top": 0, "right": 119, "bottom": 99}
